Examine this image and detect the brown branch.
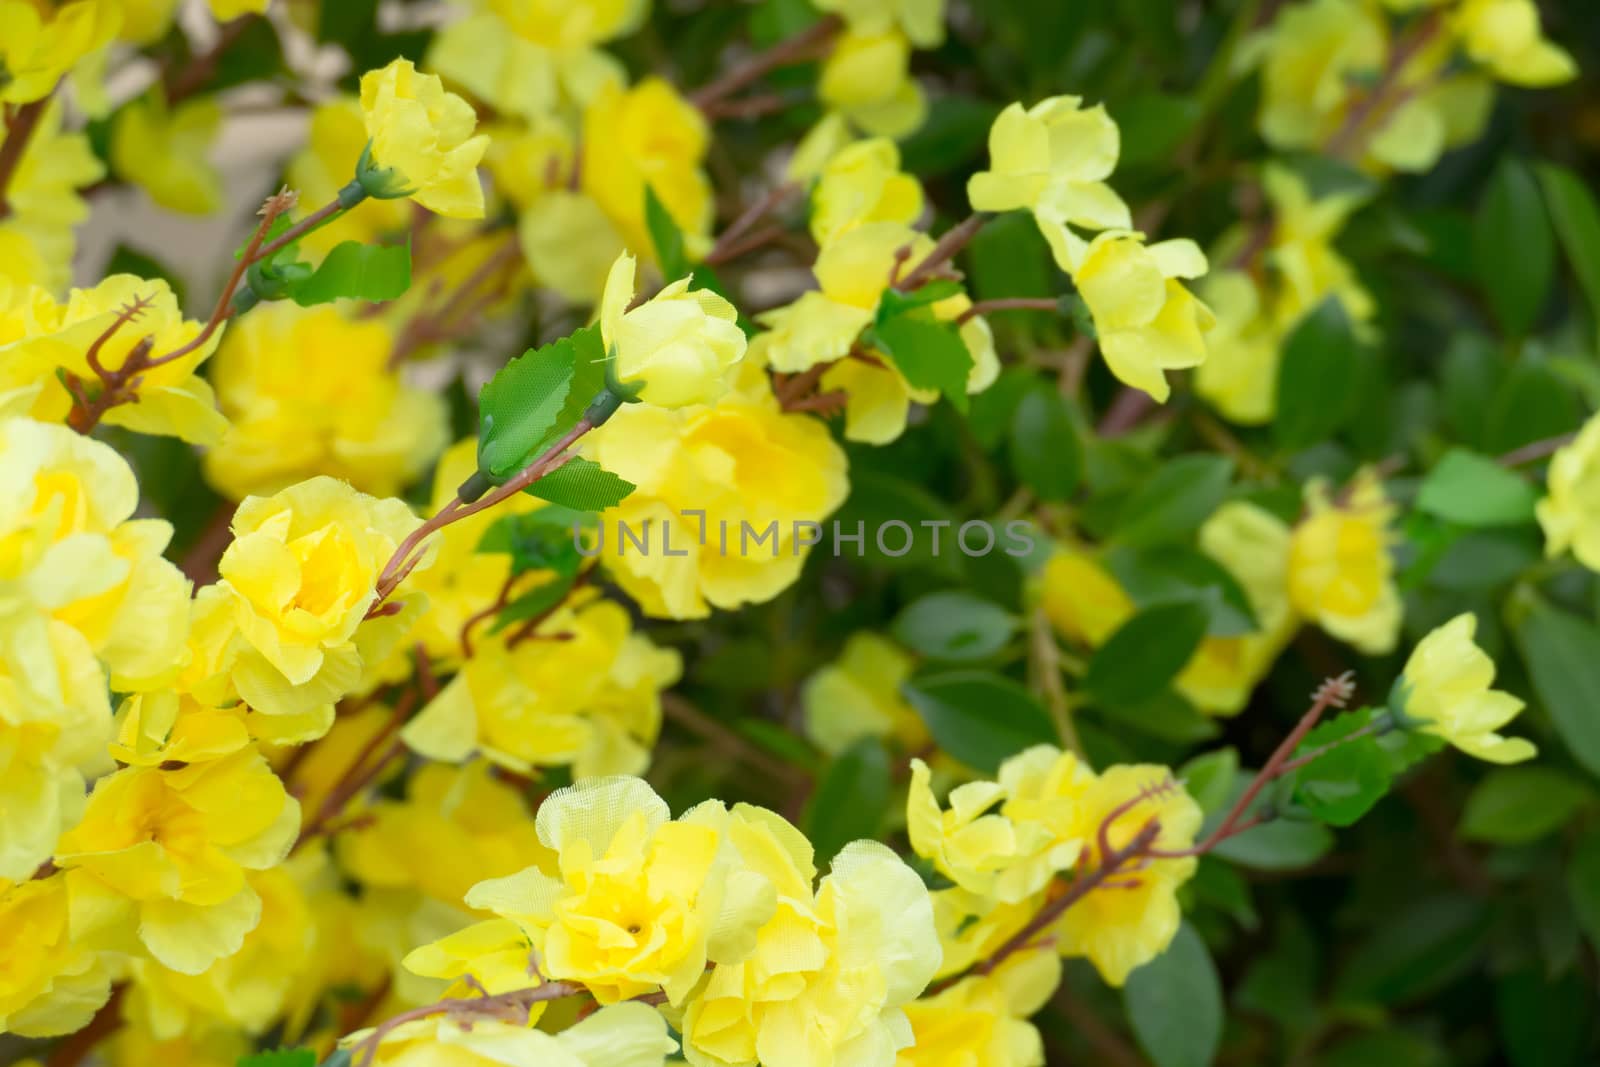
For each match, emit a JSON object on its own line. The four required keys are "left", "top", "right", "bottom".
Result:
{"left": 896, "top": 212, "right": 991, "bottom": 292}
{"left": 292, "top": 691, "right": 416, "bottom": 851}
{"left": 350, "top": 982, "right": 587, "bottom": 1067}
{"left": 705, "top": 182, "right": 800, "bottom": 265}
{"left": 661, "top": 693, "right": 811, "bottom": 789}
{"left": 691, "top": 15, "right": 843, "bottom": 110}
{"left": 1096, "top": 388, "right": 1155, "bottom": 436}
{"left": 1498, "top": 431, "right": 1575, "bottom": 467}
{"left": 46, "top": 986, "right": 125, "bottom": 1067}
{"left": 0, "top": 96, "right": 50, "bottom": 219}
{"left": 461, "top": 571, "right": 521, "bottom": 659}
{"left": 164, "top": 15, "right": 257, "bottom": 104}
{"left": 1325, "top": 11, "right": 1444, "bottom": 161}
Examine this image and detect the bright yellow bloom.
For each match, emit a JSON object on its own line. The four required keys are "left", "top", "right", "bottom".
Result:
{"left": 1396, "top": 613, "right": 1536, "bottom": 764}
{"left": 359, "top": 59, "right": 490, "bottom": 219}
{"left": 1538, "top": 413, "right": 1600, "bottom": 572}
{"left": 0, "top": 416, "right": 191, "bottom": 692}
{"left": 1454, "top": 0, "right": 1576, "bottom": 87}
{"left": 810, "top": 137, "right": 924, "bottom": 245}
{"left": 214, "top": 477, "right": 425, "bottom": 722}
{"left": 519, "top": 189, "right": 629, "bottom": 304}
{"left": 819, "top": 29, "right": 926, "bottom": 138}
{"left": 582, "top": 77, "right": 712, "bottom": 258}
{"left": 896, "top": 951, "right": 1057, "bottom": 1067}
{"left": 803, "top": 632, "right": 927, "bottom": 754}
{"left": 109, "top": 690, "right": 251, "bottom": 768}
{"left": 587, "top": 387, "right": 850, "bottom": 619}
{"left": 110, "top": 91, "right": 224, "bottom": 215}
{"left": 286, "top": 98, "right": 411, "bottom": 258}
{"left": 104, "top": 1021, "right": 250, "bottom": 1067}
{"left": 204, "top": 303, "right": 448, "bottom": 501}
{"left": 485, "top": 115, "right": 577, "bottom": 212}
{"left": 1261, "top": 164, "right": 1373, "bottom": 326}
{"left": 1287, "top": 469, "right": 1401, "bottom": 655}
{"left": 907, "top": 748, "right": 1089, "bottom": 905}
{"left": 968, "top": 96, "right": 1129, "bottom": 268}
{"left": 210, "top": 0, "right": 268, "bottom": 17}
{"left": 56, "top": 747, "right": 300, "bottom": 974}
{"left": 600, "top": 252, "right": 748, "bottom": 408}
{"left": 463, "top": 778, "right": 774, "bottom": 1007}
{"left": 0, "top": 0, "right": 118, "bottom": 105}
{"left": 0, "top": 874, "right": 117, "bottom": 1037}
{"left": 1255, "top": 0, "right": 1386, "bottom": 155}
{"left": 486, "top": 0, "right": 648, "bottom": 52}
{"left": 677, "top": 807, "right": 941, "bottom": 1067}
{"left": 353, "top": 1002, "right": 677, "bottom": 1067}
{"left": 0, "top": 275, "right": 227, "bottom": 443}
{"left": 1071, "top": 232, "right": 1213, "bottom": 403}
{"left": 1038, "top": 545, "right": 1134, "bottom": 647}
{"left": 927, "top": 885, "right": 1037, "bottom": 980}
{"left": 403, "top": 594, "right": 681, "bottom": 778}
{"left": 1192, "top": 271, "right": 1281, "bottom": 425}
{"left": 0, "top": 101, "right": 102, "bottom": 293}
{"left": 1053, "top": 766, "right": 1201, "bottom": 986}
{"left": 815, "top": 0, "right": 946, "bottom": 48}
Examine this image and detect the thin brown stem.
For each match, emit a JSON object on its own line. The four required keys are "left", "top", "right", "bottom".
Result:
{"left": 691, "top": 15, "right": 843, "bottom": 110}
{"left": 662, "top": 693, "right": 811, "bottom": 788}
{"left": 1030, "top": 607, "right": 1084, "bottom": 757}
{"left": 1325, "top": 11, "right": 1444, "bottom": 161}
{"left": 0, "top": 96, "right": 50, "bottom": 219}
{"left": 1498, "top": 431, "right": 1575, "bottom": 467}
{"left": 461, "top": 571, "right": 521, "bottom": 659}
{"left": 292, "top": 691, "right": 416, "bottom": 851}
{"left": 46, "top": 986, "right": 125, "bottom": 1067}
{"left": 252, "top": 196, "right": 344, "bottom": 265}
{"left": 896, "top": 212, "right": 991, "bottom": 292}
{"left": 1277, "top": 716, "right": 1392, "bottom": 775}
{"left": 351, "top": 983, "right": 586, "bottom": 1067}
{"left": 705, "top": 182, "right": 800, "bottom": 265}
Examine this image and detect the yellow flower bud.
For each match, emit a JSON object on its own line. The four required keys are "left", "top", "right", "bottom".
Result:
{"left": 358, "top": 59, "right": 490, "bottom": 219}
{"left": 1396, "top": 613, "right": 1535, "bottom": 764}
{"left": 1287, "top": 469, "right": 1401, "bottom": 655}
{"left": 599, "top": 252, "right": 747, "bottom": 408}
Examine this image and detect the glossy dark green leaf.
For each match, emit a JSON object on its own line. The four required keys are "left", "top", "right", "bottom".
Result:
{"left": 288, "top": 239, "right": 411, "bottom": 306}
{"left": 1113, "top": 455, "right": 1234, "bottom": 549}
{"left": 1475, "top": 158, "right": 1554, "bottom": 338}
{"left": 1275, "top": 298, "right": 1360, "bottom": 449}
{"left": 866, "top": 312, "right": 974, "bottom": 413}
{"left": 1008, "top": 385, "right": 1081, "bottom": 501}
{"left": 1512, "top": 597, "right": 1600, "bottom": 779}
{"left": 1179, "top": 747, "right": 1239, "bottom": 814}
{"left": 902, "top": 671, "right": 1057, "bottom": 773}
{"left": 892, "top": 591, "right": 1018, "bottom": 662}
{"left": 1124, "top": 923, "right": 1223, "bottom": 1067}
{"left": 1085, "top": 599, "right": 1209, "bottom": 708}
{"left": 804, "top": 737, "right": 891, "bottom": 863}
{"left": 1460, "top": 766, "right": 1589, "bottom": 844}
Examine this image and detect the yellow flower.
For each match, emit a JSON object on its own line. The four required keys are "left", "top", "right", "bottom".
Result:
{"left": 968, "top": 96, "right": 1129, "bottom": 266}
{"left": 927, "top": 885, "right": 1036, "bottom": 980}
{"left": 0, "top": 0, "right": 119, "bottom": 105}
{"left": 1255, "top": 0, "right": 1386, "bottom": 155}
{"left": 209, "top": 0, "right": 268, "bottom": 18}
{"left": 204, "top": 303, "right": 448, "bottom": 501}
{"left": 1053, "top": 766, "right": 1201, "bottom": 986}
{"left": 1454, "top": 0, "right": 1576, "bottom": 88}
{"left": 286, "top": 98, "right": 411, "bottom": 259}
{"left": 599, "top": 252, "right": 748, "bottom": 408}
{"left": 0, "top": 874, "right": 117, "bottom": 1037}
{"left": 1038, "top": 546, "right": 1134, "bottom": 647}
{"left": 353, "top": 1002, "right": 677, "bottom": 1067}
{"left": 1192, "top": 271, "right": 1281, "bottom": 425}
{"left": 587, "top": 387, "right": 849, "bottom": 619}
{"left": 0, "top": 275, "right": 227, "bottom": 443}
{"left": 339, "top": 761, "right": 548, "bottom": 911}
{"left": 677, "top": 811, "right": 941, "bottom": 1067}
{"left": 104, "top": 1022, "right": 249, "bottom": 1067}
{"left": 582, "top": 77, "right": 712, "bottom": 258}
{"left": 485, "top": 115, "right": 578, "bottom": 211}
{"left": 906, "top": 748, "right": 1090, "bottom": 905}
{"left": 1071, "top": 232, "right": 1214, "bottom": 403}
{"left": 810, "top": 137, "right": 924, "bottom": 245}
{"left": 815, "top": 0, "right": 946, "bottom": 48}
{"left": 519, "top": 190, "right": 629, "bottom": 304}
{"left": 485, "top": 0, "right": 648, "bottom": 52}
{"left": 359, "top": 59, "right": 490, "bottom": 219}
{"left": 427, "top": 10, "right": 627, "bottom": 121}
{"left": 110, "top": 91, "right": 224, "bottom": 215}
{"left": 1261, "top": 163, "right": 1373, "bottom": 326}
{"left": 1538, "top": 414, "right": 1600, "bottom": 572}
{"left": 1287, "top": 469, "right": 1401, "bottom": 655}
{"left": 819, "top": 29, "right": 927, "bottom": 138}
{"left": 55, "top": 746, "right": 301, "bottom": 974}
{"left": 0, "top": 100, "right": 102, "bottom": 293}
{"left": 896, "top": 951, "right": 1057, "bottom": 1067}
{"left": 109, "top": 690, "right": 251, "bottom": 768}
{"left": 403, "top": 595, "right": 681, "bottom": 778}
{"left": 803, "top": 632, "right": 927, "bottom": 754}
{"left": 214, "top": 476, "right": 425, "bottom": 721}
{"left": 464, "top": 776, "right": 776, "bottom": 1006}
{"left": 1396, "top": 613, "right": 1535, "bottom": 764}
{"left": 0, "top": 416, "right": 191, "bottom": 692}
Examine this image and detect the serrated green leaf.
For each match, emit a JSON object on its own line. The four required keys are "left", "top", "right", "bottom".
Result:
{"left": 477, "top": 339, "right": 578, "bottom": 481}
{"left": 645, "top": 183, "right": 689, "bottom": 281}
{"left": 866, "top": 311, "right": 974, "bottom": 413}
{"left": 876, "top": 280, "right": 964, "bottom": 324}
{"left": 288, "top": 239, "right": 411, "bottom": 306}
{"left": 524, "top": 457, "right": 635, "bottom": 511}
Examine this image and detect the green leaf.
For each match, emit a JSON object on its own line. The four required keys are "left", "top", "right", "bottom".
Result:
{"left": 804, "top": 737, "right": 891, "bottom": 863}
{"left": 1124, "top": 923, "right": 1223, "bottom": 1067}
{"left": 1008, "top": 384, "right": 1081, "bottom": 501}
{"left": 1112, "top": 92, "right": 1203, "bottom": 167}
{"left": 1290, "top": 710, "right": 1392, "bottom": 827}
{"left": 1512, "top": 597, "right": 1600, "bottom": 779}
{"left": 1274, "top": 298, "right": 1360, "bottom": 449}
{"left": 833, "top": 469, "right": 963, "bottom": 577}
{"left": 288, "top": 239, "right": 412, "bottom": 306}
{"left": 1496, "top": 969, "right": 1590, "bottom": 1067}
{"left": 902, "top": 671, "right": 1058, "bottom": 774}
{"left": 1098, "top": 690, "right": 1220, "bottom": 744}
{"left": 491, "top": 576, "right": 578, "bottom": 634}
{"left": 239, "top": 1050, "right": 317, "bottom": 1067}
{"left": 644, "top": 183, "right": 689, "bottom": 281}
{"left": 1208, "top": 773, "right": 1334, "bottom": 870}
{"left": 1085, "top": 600, "right": 1209, "bottom": 709}
{"left": 1475, "top": 157, "right": 1555, "bottom": 338}
{"left": 477, "top": 339, "right": 579, "bottom": 480}
{"left": 524, "top": 458, "right": 635, "bottom": 512}
{"left": 1537, "top": 163, "right": 1600, "bottom": 346}
{"left": 1414, "top": 448, "right": 1537, "bottom": 527}
{"left": 1335, "top": 894, "right": 1490, "bottom": 1002}
{"left": 965, "top": 210, "right": 1053, "bottom": 303}
{"left": 476, "top": 513, "right": 585, "bottom": 577}
{"left": 1113, "top": 455, "right": 1234, "bottom": 548}
{"left": 1105, "top": 545, "right": 1259, "bottom": 637}
{"left": 1483, "top": 358, "right": 1581, "bottom": 454}
{"left": 866, "top": 312, "right": 974, "bottom": 413}
{"left": 1567, "top": 827, "right": 1600, "bottom": 950}
{"left": 1460, "top": 766, "right": 1589, "bottom": 844}
{"left": 1180, "top": 748, "right": 1239, "bottom": 814}
{"left": 892, "top": 591, "right": 1018, "bottom": 662}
